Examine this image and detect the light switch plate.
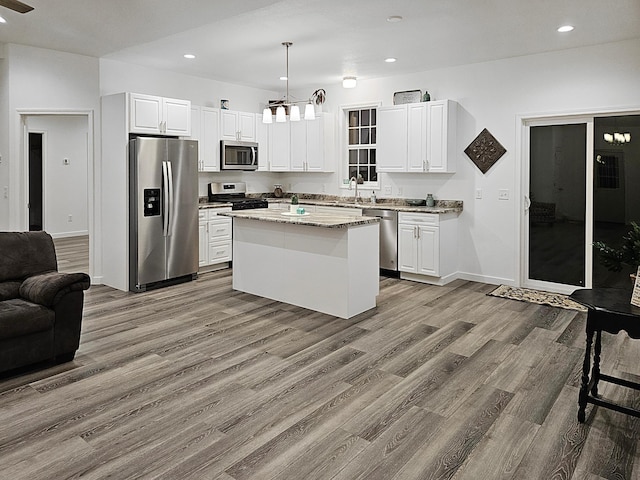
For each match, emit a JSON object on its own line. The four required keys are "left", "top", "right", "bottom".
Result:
{"left": 383, "top": 185, "right": 392, "bottom": 195}
{"left": 475, "top": 188, "right": 482, "bottom": 199}
{"left": 498, "top": 189, "right": 509, "bottom": 200}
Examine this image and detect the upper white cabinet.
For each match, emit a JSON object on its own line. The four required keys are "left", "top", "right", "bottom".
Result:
{"left": 426, "top": 100, "right": 456, "bottom": 173}
{"left": 377, "top": 100, "right": 456, "bottom": 173}
{"left": 220, "top": 110, "right": 256, "bottom": 142}
{"left": 190, "top": 106, "right": 220, "bottom": 172}
{"left": 264, "top": 114, "right": 334, "bottom": 172}
{"left": 129, "top": 93, "right": 191, "bottom": 136}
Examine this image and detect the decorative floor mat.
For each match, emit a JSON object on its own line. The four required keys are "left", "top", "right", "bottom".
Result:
{"left": 488, "top": 285, "right": 587, "bottom": 312}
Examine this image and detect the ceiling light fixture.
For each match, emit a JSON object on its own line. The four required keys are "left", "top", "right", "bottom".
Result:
{"left": 604, "top": 131, "right": 631, "bottom": 145}
{"left": 387, "top": 15, "right": 403, "bottom": 23}
{"left": 0, "top": 15, "right": 6, "bottom": 23}
{"left": 342, "top": 76, "right": 357, "bottom": 89}
{"left": 183, "top": 54, "right": 195, "bottom": 59}
{"left": 385, "top": 57, "right": 397, "bottom": 63}
{"left": 263, "top": 42, "right": 316, "bottom": 124}
{"left": 557, "top": 25, "right": 574, "bottom": 33}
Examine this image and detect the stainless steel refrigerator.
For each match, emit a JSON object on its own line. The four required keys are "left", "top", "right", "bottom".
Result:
{"left": 129, "top": 137, "right": 199, "bottom": 292}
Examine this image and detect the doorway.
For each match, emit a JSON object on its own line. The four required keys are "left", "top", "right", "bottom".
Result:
{"left": 20, "top": 111, "right": 94, "bottom": 279}
{"left": 522, "top": 112, "right": 640, "bottom": 292}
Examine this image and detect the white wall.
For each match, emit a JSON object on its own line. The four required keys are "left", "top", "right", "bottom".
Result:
{"left": 3, "top": 44, "right": 99, "bottom": 230}
{"left": 27, "top": 115, "right": 88, "bottom": 237}
{"left": 100, "top": 58, "right": 277, "bottom": 112}
{"left": 0, "top": 48, "right": 9, "bottom": 226}
{"left": 288, "top": 38, "right": 640, "bottom": 285}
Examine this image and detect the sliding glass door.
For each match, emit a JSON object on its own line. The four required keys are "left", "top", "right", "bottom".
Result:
{"left": 524, "top": 113, "right": 640, "bottom": 292}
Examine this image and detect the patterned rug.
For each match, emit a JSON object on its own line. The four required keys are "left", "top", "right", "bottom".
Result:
{"left": 488, "top": 285, "right": 587, "bottom": 312}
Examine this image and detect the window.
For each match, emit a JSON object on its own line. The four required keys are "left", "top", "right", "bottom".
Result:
{"left": 595, "top": 153, "right": 620, "bottom": 189}
{"left": 347, "top": 107, "right": 377, "bottom": 183}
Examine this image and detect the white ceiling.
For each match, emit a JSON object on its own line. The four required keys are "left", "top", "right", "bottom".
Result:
{"left": 1, "top": 0, "right": 639, "bottom": 92}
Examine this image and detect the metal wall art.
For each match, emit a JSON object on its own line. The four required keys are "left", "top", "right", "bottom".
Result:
{"left": 464, "top": 128, "right": 506, "bottom": 174}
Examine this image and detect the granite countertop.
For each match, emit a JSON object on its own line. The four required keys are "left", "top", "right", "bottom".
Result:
{"left": 198, "top": 201, "right": 232, "bottom": 209}
{"left": 266, "top": 197, "right": 463, "bottom": 214}
{"left": 219, "top": 209, "right": 380, "bottom": 229}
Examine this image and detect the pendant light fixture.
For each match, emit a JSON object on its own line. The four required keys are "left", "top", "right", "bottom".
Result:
{"left": 262, "top": 42, "right": 316, "bottom": 124}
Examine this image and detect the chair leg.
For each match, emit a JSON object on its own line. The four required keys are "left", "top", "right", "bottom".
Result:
{"left": 578, "top": 327, "right": 594, "bottom": 423}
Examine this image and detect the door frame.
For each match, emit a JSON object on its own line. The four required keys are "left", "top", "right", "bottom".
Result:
{"left": 19, "top": 109, "right": 95, "bottom": 280}
{"left": 516, "top": 106, "right": 640, "bottom": 294}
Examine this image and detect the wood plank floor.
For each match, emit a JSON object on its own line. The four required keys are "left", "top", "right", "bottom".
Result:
{"left": 2, "top": 240, "right": 640, "bottom": 479}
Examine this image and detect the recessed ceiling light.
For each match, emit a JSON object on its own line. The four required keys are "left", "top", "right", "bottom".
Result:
{"left": 557, "top": 25, "right": 574, "bottom": 33}
{"left": 0, "top": 16, "right": 6, "bottom": 23}
{"left": 387, "top": 15, "right": 403, "bottom": 23}
{"left": 385, "top": 57, "right": 397, "bottom": 63}
{"left": 183, "top": 54, "right": 196, "bottom": 59}
{"left": 280, "top": 76, "right": 288, "bottom": 81}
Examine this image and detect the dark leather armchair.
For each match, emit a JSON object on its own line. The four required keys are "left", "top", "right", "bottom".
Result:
{"left": 0, "top": 231, "right": 90, "bottom": 374}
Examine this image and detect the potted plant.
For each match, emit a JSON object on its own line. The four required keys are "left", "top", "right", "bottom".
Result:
{"left": 593, "top": 221, "right": 640, "bottom": 282}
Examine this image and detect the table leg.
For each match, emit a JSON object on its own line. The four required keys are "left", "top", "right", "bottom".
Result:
{"left": 578, "top": 326, "right": 594, "bottom": 423}
{"left": 591, "top": 329, "right": 602, "bottom": 397}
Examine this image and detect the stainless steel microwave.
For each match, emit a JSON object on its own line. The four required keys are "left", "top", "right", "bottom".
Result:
{"left": 220, "top": 140, "right": 258, "bottom": 171}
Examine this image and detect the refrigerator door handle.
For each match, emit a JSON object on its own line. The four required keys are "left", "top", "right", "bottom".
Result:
{"left": 251, "top": 147, "right": 256, "bottom": 166}
{"left": 167, "top": 161, "right": 174, "bottom": 236}
{"left": 162, "top": 161, "right": 170, "bottom": 236}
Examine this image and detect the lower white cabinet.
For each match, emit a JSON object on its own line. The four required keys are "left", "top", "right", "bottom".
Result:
{"left": 398, "top": 212, "right": 458, "bottom": 285}
{"left": 199, "top": 207, "right": 232, "bottom": 269}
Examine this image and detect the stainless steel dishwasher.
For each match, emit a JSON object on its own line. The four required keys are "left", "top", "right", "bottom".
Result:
{"left": 362, "top": 208, "right": 398, "bottom": 272}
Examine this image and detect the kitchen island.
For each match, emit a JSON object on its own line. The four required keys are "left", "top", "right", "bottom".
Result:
{"left": 220, "top": 209, "right": 380, "bottom": 319}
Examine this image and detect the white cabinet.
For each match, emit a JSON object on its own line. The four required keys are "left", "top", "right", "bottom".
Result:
{"left": 377, "top": 100, "right": 456, "bottom": 173}
{"left": 377, "top": 105, "right": 408, "bottom": 173}
{"left": 265, "top": 114, "right": 334, "bottom": 172}
{"left": 190, "top": 106, "right": 220, "bottom": 172}
{"left": 129, "top": 93, "right": 191, "bottom": 136}
{"left": 269, "top": 120, "right": 291, "bottom": 171}
{"left": 256, "top": 119, "right": 269, "bottom": 171}
{"left": 426, "top": 100, "right": 456, "bottom": 173}
{"left": 398, "top": 212, "right": 458, "bottom": 285}
{"left": 221, "top": 110, "right": 256, "bottom": 141}
{"left": 199, "top": 207, "right": 232, "bottom": 269}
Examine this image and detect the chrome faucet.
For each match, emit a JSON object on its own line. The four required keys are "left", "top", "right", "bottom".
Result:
{"left": 349, "top": 175, "right": 363, "bottom": 203}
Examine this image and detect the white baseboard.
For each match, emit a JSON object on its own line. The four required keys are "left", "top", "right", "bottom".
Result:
{"left": 456, "top": 271, "right": 516, "bottom": 287}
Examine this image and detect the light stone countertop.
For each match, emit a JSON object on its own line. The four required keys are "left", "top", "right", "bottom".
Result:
{"left": 219, "top": 209, "right": 380, "bottom": 229}
{"left": 265, "top": 198, "right": 463, "bottom": 214}
{"left": 198, "top": 202, "right": 232, "bottom": 209}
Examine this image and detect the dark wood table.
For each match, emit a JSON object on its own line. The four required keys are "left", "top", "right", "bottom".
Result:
{"left": 570, "top": 288, "right": 640, "bottom": 423}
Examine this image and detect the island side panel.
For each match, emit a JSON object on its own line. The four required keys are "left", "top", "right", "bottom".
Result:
{"left": 347, "top": 222, "right": 379, "bottom": 318}
{"left": 231, "top": 217, "right": 378, "bottom": 319}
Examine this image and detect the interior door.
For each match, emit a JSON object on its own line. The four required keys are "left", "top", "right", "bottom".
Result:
{"left": 523, "top": 117, "right": 593, "bottom": 293}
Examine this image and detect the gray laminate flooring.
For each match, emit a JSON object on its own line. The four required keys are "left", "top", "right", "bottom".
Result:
{"left": 1, "top": 262, "right": 639, "bottom": 479}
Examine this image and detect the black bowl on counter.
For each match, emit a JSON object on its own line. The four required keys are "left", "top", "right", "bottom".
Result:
{"left": 406, "top": 199, "right": 426, "bottom": 206}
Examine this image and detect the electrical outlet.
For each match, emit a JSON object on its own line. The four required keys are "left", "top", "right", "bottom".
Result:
{"left": 498, "top": 189, "right": 509, "bottom": 200}
{"left": 475, "top": 188, "right": 482, "bottom": 199}
{"left": 68, "top": 214, "right": 73, "bottom": 222}
{"left": 3, "top": 186, "right": 8, "bottom": 199}
{"left": 383, "top": 185, "right": 392, "bottom": 196}
{"left": 397, "top": 187, "right": 403, "bottom": 196}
